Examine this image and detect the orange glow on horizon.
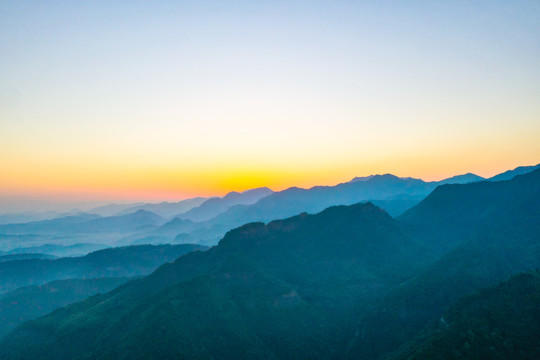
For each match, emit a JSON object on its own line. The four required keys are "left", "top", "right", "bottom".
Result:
{"left": 1, "top": 152, "right": 538, "bottom": 205}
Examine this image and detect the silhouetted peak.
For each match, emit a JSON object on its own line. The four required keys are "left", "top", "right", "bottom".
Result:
{"left": 489, "top": 163, "right": 540, "bottom": 182}
{"left": 438, "top": 172, "right": 485, "bottom": 185}
{"left": 163, "top": 217, "right": 193, "bottom": 227}
{"left": 368, "top": 174, "right": 403, "bottom": 183}
{"left": 350, "top": 175, "right": 375, "bottom": 182}
{"left": 130, "top": 209, "right": 161, "bottom": 218}
{"left": 223, "top": 191, "right": 241, "bottom": 200}
{"left": 241, "top": 187, "right": 273, "bottom": 195}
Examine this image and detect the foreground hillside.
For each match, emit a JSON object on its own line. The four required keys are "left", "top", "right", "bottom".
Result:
{"left": 1, "top": 169, "right": 539, "bottom": 359}
{"left": 387, "top": 271, "right": 540, "bottom": 360}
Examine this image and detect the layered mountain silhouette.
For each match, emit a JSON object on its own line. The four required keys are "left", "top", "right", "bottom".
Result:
{"left": 0, "top": 210, "right": 167, "bottom": 252}
{"left": 0, "top": 243, "right": 206, "bottom": 294}
{"left": 1, "top": 168, "right": 538, "bottom": 359}
{"left": 0, "top": 202, "right": 432, "bottom": 359}
{"left": 171, "top": 172, "right": 485, "bottom": 244}
{"left": 0, "top": 210, "right": 165, "bottom": 237}
{"left": 88, "top": 197, "right": 209, "bottom": 218}
{"left": 488, "top": 162, "right": 540, "bottom": 182}
{"left": 176, "top": 187, "right": 273, "bottom": 222}
{"left": 2, "top": 165, "right": 537, "bottom": 252}
{"left": 116, "top": 197, "right": 209, "bottom": 218}
{"left": 2, "top": 243, "right": 107, "bottom": 257}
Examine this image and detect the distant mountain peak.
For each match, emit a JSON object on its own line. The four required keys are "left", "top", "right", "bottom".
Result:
{"left": 368, "top": 174, "right": 405, "bottom": 183}
{"left": 350, "top": 175, "right": 375, "bottom": 182}
{"left": 222, "top": 191, "right": 241, "bottom": 200}
{"left": 130, "top": 209, "right": 162, "bottom": 218}
{"left": 437, "top": 172, "right": 485, "bottom": 185}
{"left": 242, "top": 187, "right": 273, "bottom": 194}
{"left": 489, "top": 163, "right": 540, "bottom": 182}
{"left": 163, "top": 217, "right": 193, "bottom": 227}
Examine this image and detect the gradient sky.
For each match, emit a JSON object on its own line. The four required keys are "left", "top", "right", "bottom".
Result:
{"left": 1, "top": 1, "right": 539, "bottom": 210}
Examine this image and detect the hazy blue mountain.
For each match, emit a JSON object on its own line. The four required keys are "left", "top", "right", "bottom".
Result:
{"left": 87, "top": 202, "right": 145, "bottom": 217}
{"left": 0, "top": 253, "right": 56, "bottom": 262}
{"left": 5, "top": 243, "right": 108, "bottom": 257}
{"left": 0, "top": 243, "right": 206, "bottom": 294}
{"left": 0, "top": 234, "right": 42, "bottom": 252}
{"left": 436, "top": 173, "right": 485, "bottom": 185}
{"left": 0, "top": 210, "right": 167, "bottom": 250}
{"left": 349, "top": 175, "right": 375, "bottom": 182}
{"left": 387, "top": 271, "right": 540, "bottom": 360}
{"left": 75, "top": 209, "right": 166, "bottom": 233}
{"left": 0, "top": 277, "right": 131, "bottom": 339}
{"left": 0, "top": 211, "right": 70, "bottom": 225}
{"left": 0, "top": 213, "right": 101, "bottom": 235}
{"left": 177, "top": 187, "right": 273, "bottom": 222}
{"left": 124, "top": 217, "right": 204, "bottom": 246}
{"left": 349, "top": 172, "right": 485, "bottom": 185}
{"left": 208, "top": 171, "right": 492, "bottom": 230}
{"left": 0, "top": 203, "right": 434, "bottom": 359}
{"left": 117, "top": 197, "right": 209, "bottom": 218}
{"left": 151, "top": 172, "right": 490, "bottom": 246}
{"left": 345, "top": 169, "right": 540, "bottom": 359}
{"left": 205, "top": 174, "right": 434, "bottom": 229}
{"left": 489, "top": 163, "right": 540, "bottom": 182}
{"left": 0, "top": 210, "right": 165, "bottom": 236}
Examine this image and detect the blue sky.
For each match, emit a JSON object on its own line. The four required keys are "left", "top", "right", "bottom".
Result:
{"left": 1, "top": 0, "right": 539, "bottom": 209}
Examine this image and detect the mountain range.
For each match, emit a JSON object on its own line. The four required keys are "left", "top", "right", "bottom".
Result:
{"left": 1, "top": 163, "right": 538, "bottom": 257}
{"left": 1, "top": 168, "right": 538, "bottom": 359}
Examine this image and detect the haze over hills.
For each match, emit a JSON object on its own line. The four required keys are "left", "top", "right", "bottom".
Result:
{"left": 1, "top": 164, "right": 539, "bottom": 255}
{"left": 116, "top": 197, "right": 210, "bottom": 218}
{"left": 2, "top": 168, "right": 538, "bottom": 359}
{"left": 0, "top": 210, "right": 167, "bottom": 252}
{"left": 0, "top": 243, "right": 206, "bottom": 294}
{"left": 176, "top": 187, "right": 273, "bottom": 222}
{"left": 3, "top": 243, "right": 107, "bottom": 258}
{"left": 0, "top": 253, "right": 56, "bottom": 262}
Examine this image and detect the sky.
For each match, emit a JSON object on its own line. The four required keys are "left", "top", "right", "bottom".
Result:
{"left": 1, "top": 0, "right": 539, "bottom": 211}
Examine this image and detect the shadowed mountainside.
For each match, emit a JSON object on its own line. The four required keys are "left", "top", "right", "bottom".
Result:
{"left": 386, "top": 271, "right": 540, "bottom": 360}
{"left": 345, "top": 169, "right": 540, "bottom": 359}
{"left": 0, "top": 277, "right": 132, "bottom": 338}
